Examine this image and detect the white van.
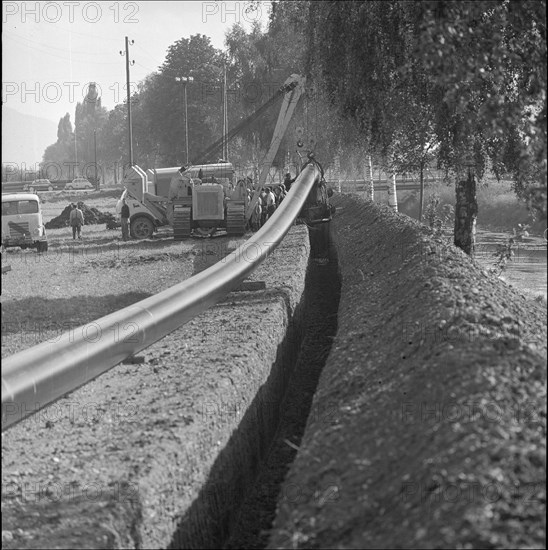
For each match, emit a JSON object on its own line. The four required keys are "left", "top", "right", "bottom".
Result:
{"left": 1, "top": 193, "right": 48, "bottom": 252}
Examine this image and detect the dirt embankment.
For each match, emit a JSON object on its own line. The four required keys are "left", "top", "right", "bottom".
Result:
{"left": 1, "top": 227, "right": 311, "bottom": 549}
{"left": 268, "top": 194, "right": 546, "bottom": 549}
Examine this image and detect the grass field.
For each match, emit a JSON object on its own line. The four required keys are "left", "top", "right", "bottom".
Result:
{"left": 2, "top": 187, "right": 545, "bottom": 330}
{"left": 1, "top": 188, "right": 249, "bottom": 357}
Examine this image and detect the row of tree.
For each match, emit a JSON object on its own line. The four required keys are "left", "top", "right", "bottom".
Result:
{"left": 266, "top": 0, "right": 546, "bottom": 253}
{"left": 40, "top": 30, "right": 306, "bottom": 184}
{"left": 37, "top": 0, "right": 546, "bottom": 255}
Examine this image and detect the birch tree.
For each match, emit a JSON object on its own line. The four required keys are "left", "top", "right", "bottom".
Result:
{"left": 294, "top": 0, "right": 546, "bottom": 254}
{"left": 361, "top": 154, "right": 374, "bottom": 202}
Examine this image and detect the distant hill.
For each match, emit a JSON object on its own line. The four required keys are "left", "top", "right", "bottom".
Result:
{"left": 2, "top": 106, "right": 58, "bottom": 168}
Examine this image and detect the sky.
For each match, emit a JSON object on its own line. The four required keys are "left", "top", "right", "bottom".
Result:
{"left": 2, "top": 1, "right": 271, "bottom": 167}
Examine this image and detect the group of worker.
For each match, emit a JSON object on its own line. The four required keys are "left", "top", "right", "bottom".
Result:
{"left": 214, "top": 171, "right": 298, "bottom": 232}
{"left": 248, "top": 172, "right": 295, "bottom": 231}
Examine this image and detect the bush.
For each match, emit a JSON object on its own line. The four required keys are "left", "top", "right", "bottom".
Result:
{"left": 398, "top": 179, "right": 546, "bottom": 234}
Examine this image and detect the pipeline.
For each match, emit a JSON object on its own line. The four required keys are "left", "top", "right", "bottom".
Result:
{"left": 1, "top": 162, "right": 322, "bottom": 431}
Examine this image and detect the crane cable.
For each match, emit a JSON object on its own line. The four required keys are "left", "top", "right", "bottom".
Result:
{"left": 191, "top": 80, "right": 299, "bottom": 166}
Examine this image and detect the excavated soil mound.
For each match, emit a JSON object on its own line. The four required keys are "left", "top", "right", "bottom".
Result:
{"left": 45, "top": 203, "right": 116, "bottom": 229}
{"left": 268, "top": 194, "right": 546, "bottom": 549}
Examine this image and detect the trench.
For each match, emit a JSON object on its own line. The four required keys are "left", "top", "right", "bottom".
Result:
{"left": 167, "top": 224, "right": 341, "bottom": 549}
{"left": 223, "top": 224, "right": 341, "bottom": 549}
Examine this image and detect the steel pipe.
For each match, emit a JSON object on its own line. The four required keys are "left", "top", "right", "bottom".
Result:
{"left": 2, "top": 163, "right": 322, "bottom": 431}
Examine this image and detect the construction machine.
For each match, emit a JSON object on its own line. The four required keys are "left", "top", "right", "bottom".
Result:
{"left": 120, "top": 160, "right": 241, "bottom": 239}
{"left": 120, "top": 74, "right": 332, "bottom": 240}
{"left": 295, "top": 150, "right": 336, "bottom": 226}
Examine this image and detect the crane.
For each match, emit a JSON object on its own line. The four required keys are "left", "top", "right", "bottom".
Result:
{"left": 120, "top": 75, "right": 309, "bottom": 239}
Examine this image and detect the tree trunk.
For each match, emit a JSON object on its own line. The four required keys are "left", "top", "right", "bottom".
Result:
{"left": 388, "top": 171, "right": 398, "bottom": 210}
{"left": 334, "top": 153, "right": 341, "bottom": 193}
{"left": 362, "top": 154, "right": 374, "bottom": 201}
{"left": 454, "top": 169, "right": 478, "bottom": 257}
{"left": 368, "top": 155, "right": 374, "bottom": 201}
{"left": 353, "top": 157, "right": 358, "bottom": 194}
{"left": 418, "top": 161, "right": 425, "bottom": 222}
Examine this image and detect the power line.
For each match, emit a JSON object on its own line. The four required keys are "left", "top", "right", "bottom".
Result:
{"left": 4, "top": 30, "right": 112, "bottom": 56}
{"left": 4, "top": 32, "right": 121, "bottom": 64}
{"left": 133, "top": 43, "right": 165, "bottom": 66}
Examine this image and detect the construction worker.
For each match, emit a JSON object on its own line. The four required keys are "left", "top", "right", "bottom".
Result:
{"left": 283, "top": 172, "right": 296, "bottom": 192}
{"left": 120, "top": 198, "right": 130, "bottom": 241}
{"left": 245, "top": 176, "right": 254, "bottom": 193}
{"left": 251, "top": 200, "right": 262, "bottom": 232}
{"left": 274, "top": 185, "right": 285, "bottom": 206}
{"left": 259, "top": 188, "right": 268, "bottom": 226}
{"left": 69, "top": 203, "right": 84, "bottom": 240}
{"left": 265, "top": 187, "right": 277, "bottom": 221}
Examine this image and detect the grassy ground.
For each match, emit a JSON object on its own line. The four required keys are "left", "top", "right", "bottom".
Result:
{"left": 4, "top": 186, "right": 545, "bottom": 323}
{"left": 1, "top": 188, "right": 246, "bottom": 357}
{"left": 1, "top": 229, "right": 202, "bottom": 357}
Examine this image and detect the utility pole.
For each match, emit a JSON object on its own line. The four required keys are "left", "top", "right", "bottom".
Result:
{"left": 184, "top": 78, "right": 189, "bottom": 165}
{"left": 93, "top": 128, "right": 98, "bottom": 190}
{"left": 74, "top": 130, "right": 78, "bottom": 176}
{"left": 120, "top": 37, "right": 135, "bottom": 166}
{"left": 175, "top": 76, "right": 194, "bottom": 165}
{"left": 222, "top": 64, "right": 228, "bottom": 161}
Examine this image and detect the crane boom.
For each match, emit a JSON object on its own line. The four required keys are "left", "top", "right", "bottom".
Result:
{"left": 193, "top": 75, "right": 306, "bottom": 170}
{"left": 245, "top": 74, "right": 306, "bottom": 220}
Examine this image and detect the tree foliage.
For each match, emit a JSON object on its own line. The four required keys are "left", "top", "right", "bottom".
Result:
{"left": 41, "top": 35, "right": 227, "bottom": 177}
{"left": 38, "top": 0, "right": 546, "bottom": 217}
{"left": 300, "top": 0, "right": 546, "bottom": 213}
{"left": 42, "top": 113, "right": 76, "bottom": 179}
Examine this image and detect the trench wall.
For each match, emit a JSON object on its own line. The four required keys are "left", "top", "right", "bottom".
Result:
{"left": 1, "top": 227, "right": 311, "bottom": 549}
{"left": 268, "top": 194, "right": 546, "bottom": 549}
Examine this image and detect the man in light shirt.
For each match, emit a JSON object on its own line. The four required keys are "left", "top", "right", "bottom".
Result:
{"left": 265, "top": 187, "right": 276, "bottom": 221}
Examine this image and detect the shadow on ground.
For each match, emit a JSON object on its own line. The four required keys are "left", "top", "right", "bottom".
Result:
{"left": 1, "top": 292, "right": 152, "bottom": 331}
